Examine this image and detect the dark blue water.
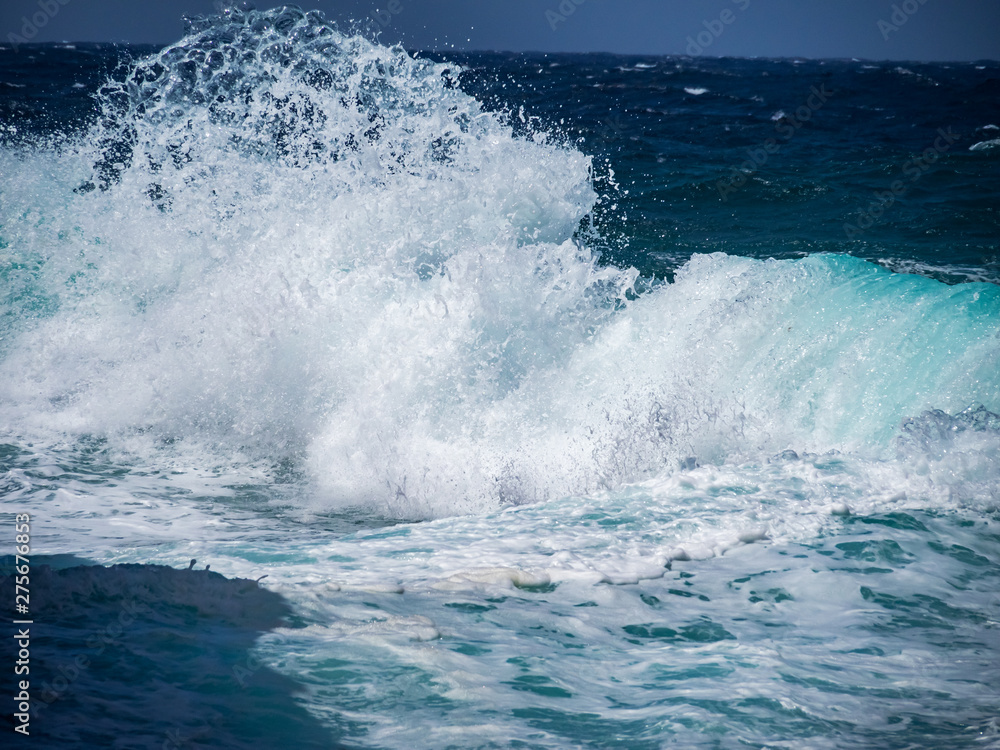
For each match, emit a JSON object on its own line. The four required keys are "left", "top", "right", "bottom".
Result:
{"left": 442, "top": 53, "right": 1000, "bottom": 284}
{"left": 4, "top": 45, "right": 999, "bottom": 282}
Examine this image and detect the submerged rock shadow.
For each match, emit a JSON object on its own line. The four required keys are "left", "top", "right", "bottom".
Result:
{"left": 2, "top": 558, "right": 340, "bottom": 749}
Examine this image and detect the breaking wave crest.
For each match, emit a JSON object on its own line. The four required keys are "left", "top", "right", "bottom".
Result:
{"left": 1, "top": 7, "right": 998, "bottom": 517}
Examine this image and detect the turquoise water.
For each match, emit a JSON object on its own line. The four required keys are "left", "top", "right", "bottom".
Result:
{"left": 1, "top": 7, "right": 999, "bottom": 748}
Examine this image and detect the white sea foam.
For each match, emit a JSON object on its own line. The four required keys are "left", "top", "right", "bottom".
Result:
{"left": 971, "top": 138, "right": 1000, "bottom": 152}
{"left": 1, "top": 9, "right": 998, "bottom": 528}
{"left": 3, "top": 19, "right": 999, "bottom": 747}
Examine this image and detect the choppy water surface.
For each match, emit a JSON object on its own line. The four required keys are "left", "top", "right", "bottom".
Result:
{"left": 1, "top": 7, "right": 999, "bottom": 748}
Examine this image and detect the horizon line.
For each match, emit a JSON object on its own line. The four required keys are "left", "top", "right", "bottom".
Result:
{"left": 2, "top": 40, "right": 998, "bottom": 66}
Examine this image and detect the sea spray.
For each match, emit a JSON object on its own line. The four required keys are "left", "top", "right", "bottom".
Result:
{"left": 0, "top": 7, "right": 633, "bottom": 515}
{"left": 3, "top": 25, "right": 1000, "bottom": 749}
{"left": 1, "top": 9, "right": 998, "bottom": 521}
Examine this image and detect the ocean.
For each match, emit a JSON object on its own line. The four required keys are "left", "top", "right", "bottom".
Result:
{"left": 1, "top": 6, "right": 999, "bottom": 748}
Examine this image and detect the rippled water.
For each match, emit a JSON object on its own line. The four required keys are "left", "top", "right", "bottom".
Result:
{"left": 1, "top": 6, "right": 999, "bottom": 748}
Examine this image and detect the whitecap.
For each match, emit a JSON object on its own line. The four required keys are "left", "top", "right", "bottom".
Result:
{"left": 970, "top": 138, "right": 1000, "bottom": 152}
